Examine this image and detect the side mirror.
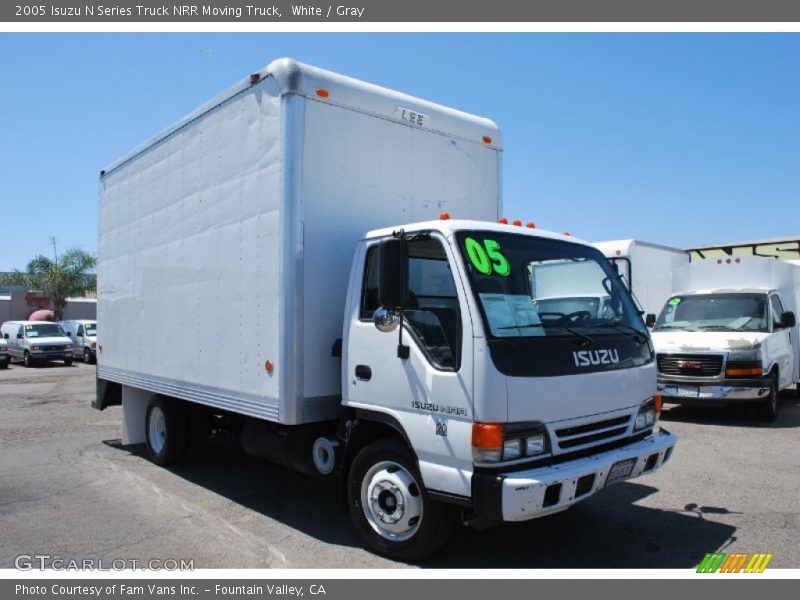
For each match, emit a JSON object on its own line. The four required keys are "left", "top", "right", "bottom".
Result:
{"left": 16, "top": 333, "right": 23, "bottom": 339}
{"left": 780, "top": 311, "right": 796, "bottom": 328}
{"left": 378, "top": 238, "right": 408, "bottom": 310}
{"left": 373, "top": 307, "right": 400, "bottom": 333}
{"left": 3, "top": 333, "right": 8, "bottom": 339}
{"left": 645, "top": 314, "right": 657, "bottom": 328}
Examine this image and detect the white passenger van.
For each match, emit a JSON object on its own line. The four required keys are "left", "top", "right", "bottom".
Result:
{"left": 60, "top": 320, "right": 97, "bottom": 364}
{"left": 651, "top": 256, "right": 800, "bottom": 421}
{"left": 0, "top": 321, "right": 74, "bottom": 367}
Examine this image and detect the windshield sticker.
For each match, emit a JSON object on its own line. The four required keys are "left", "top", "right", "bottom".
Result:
{"left": 479, "top": 293, "right": 544, "bottom": 337}
{"left": 465, "top": 237, "right": 510, "bottom": 276}
{"left": 668, "top": 297, "right": 681, "bottom": 306}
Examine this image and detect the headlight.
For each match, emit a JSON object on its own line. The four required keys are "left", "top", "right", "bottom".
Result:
{"left": 91, "top": 342, "right": 97, "bottom": 349}
{"left": 473, "top": 422, "right": 549, "bottom": 463}
{"left": 725, "top": 351, "right": 762, "bottom": 377}
{"left": 30, "top": 345, "right": 38, "bottom": 351}
{"left": 66, "top": 344, "right": 73, "bottom": 349}
{"left": 634, "top": 398, "right": 660, "bottom": 431}
{"left": 727, "top": 348, "right": 761, "bottom": 362}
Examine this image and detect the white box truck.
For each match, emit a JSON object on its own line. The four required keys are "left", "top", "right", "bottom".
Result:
{"left": 95, "top": 58, "right": 676, "bottom": 560}
{"left": 650, "top": 255, "right": 800, "bottom": 421}
{"left": 594, "top": 239, "right": 689, "bottom": 323}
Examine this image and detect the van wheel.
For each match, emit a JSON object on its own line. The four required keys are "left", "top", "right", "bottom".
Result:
{"left": 0, "top": 359, "right": 8, "bottom": 369}
{"left": 64, "top": 357, "right": 73, "bottom": 366}
{"left": 347, "top": 438, "right": 455, "bottom": 561}
{"left": 145, "top": 396, "right": 189, "bottom": 465}
{"left": 83, "top": 350, "right": 92, "bottom": 364}
{"left": 756, "top": 373, "right": 780, "bottom": 422}
{"left": 23, "top": 351, "right": 33, "bottom": 368}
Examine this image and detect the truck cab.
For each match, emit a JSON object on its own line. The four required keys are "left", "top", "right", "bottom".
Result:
{"left": 652, "top": 287, "right": 796, "bottom": 420}
{"left": 60, "top": 320, "right": 97, "bottom": 364}
{"left": 341, "top": 219, "right": 676, "bottom": 556}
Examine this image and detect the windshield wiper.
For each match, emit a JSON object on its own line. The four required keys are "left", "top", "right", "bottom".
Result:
{"left": 697, "top": 325, "right": 736, "bottom": 331}
{"left": 497, "top": 322, "right": 594, "bottom": 346}
{"left": 586, "top": 320, "right": 648, "bottom": 343}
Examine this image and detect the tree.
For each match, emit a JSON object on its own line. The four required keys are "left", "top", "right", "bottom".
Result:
{"left": 0, "top": 238, "right": 97, "bottom": 320}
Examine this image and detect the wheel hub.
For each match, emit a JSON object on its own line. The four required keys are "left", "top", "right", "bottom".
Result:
{"left": 361, "top": 461, "right": 423, "bottom": 541}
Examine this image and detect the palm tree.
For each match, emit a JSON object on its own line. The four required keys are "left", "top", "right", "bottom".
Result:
{"left": 0, "top": 238, "right": 96, "bottom": 320}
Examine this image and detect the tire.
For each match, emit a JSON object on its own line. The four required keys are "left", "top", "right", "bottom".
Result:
{"left": 0, "top": 359, "right": 8, "bottom": 370}
{"left": 23, "top": 351, "right": 33, "bottom": 368}
{"left": 83, "top": 350, "right": 92, "bottom": 364}
{"left": 347, "top": 437, "right": 456, "bottom": 561}
{"left": 145, "top": 396, "right": 189, "bottom": 466}
{"left": 756, "top": 372, "right": 780, "bottom": 422}
{"left": 64, "top": 357, "right": 73, "bottom": 366}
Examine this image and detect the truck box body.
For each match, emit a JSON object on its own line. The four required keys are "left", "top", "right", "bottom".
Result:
{"left": 594, "top": 239, "right": 689, "bottom": 317}
{"left": 97, "top": 58, "right": 501, "bottom": 425}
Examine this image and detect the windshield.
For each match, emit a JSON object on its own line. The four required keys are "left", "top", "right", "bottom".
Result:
{"left": 25, "top": 323, "right": 67, "bottom": 338}
{"left": 84, "top": 323, "right": 97, "bottom": 336}
{"left": 654, "top": 293, "right": 768, "bottom": 332}
{"left": 455, "top": 231, "right": 645, "bottom": 340}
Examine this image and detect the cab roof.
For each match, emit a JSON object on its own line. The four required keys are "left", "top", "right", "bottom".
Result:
{"left": 364, "top": 219, "right": 594, "bottom": 248}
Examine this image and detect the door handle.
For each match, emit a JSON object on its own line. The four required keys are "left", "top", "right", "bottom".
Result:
{"left": 355, "top": 365, "right": 372, "bottom": 381}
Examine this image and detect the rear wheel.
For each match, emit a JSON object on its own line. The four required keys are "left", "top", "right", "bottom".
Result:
{"left": 756, "top": 372, "right": 780, "bottom": 422}
{"left": 347, "top": 438, "right": 455, "bottom": 561}
{"left": 145, "top": 396, "right": 189, "bottom": 465}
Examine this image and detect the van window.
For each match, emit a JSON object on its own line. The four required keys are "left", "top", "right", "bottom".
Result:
{"left": 770, "top": 295, "right": 786, "bottom": 327}
{"left": 76, "top": 325, "right": 84, "bottom": 336}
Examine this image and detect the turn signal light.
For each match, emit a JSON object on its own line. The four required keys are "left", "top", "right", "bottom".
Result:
{"left": 472, "top": 423, "right": 504, "bottom": 449}
{"left": 653, "top": 395, "right": 663, "bottom": 414}
{"left": 725, "top": 361, "right": 762, "bottom": 377}
{"left": 482, "top": 136, "right": 492, "bottom": 144}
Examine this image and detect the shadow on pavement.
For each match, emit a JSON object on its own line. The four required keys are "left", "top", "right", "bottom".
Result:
{"left": 104, "top": 436, "right": 736, "bottom": 568}
{"left": 661, "top": 389, "right": 800, "bottom": 430}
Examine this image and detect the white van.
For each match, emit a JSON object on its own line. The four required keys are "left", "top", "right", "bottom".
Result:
{"left": 60, "top": 320, "right": 97, "bottom": 364}
{"left": 0, "top": 338, "right": 9, "bottom": 369}
{"left": 651, "top": 256, "right": 800, "bottom": 421}
{"left": 0, "top": 321, "right": 74, "bottom": 367}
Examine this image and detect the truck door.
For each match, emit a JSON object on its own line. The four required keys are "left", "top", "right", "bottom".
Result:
{"left": 343, "top": 235, "right": 475, "bottom": 493}
{"left": 769, "top": 294, "right": 793, "bottom": 387}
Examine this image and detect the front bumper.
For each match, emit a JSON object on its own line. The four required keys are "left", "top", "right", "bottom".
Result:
{"left": 472, "top": 429, "right": 676, "bottom": 524}
{"left": 658, "top": 378, "right": 770, "bottom": 404}
{"left": 31, "top": 350, "right": 73, "bottom": 359}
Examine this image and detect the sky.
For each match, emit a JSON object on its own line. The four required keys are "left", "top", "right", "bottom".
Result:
{"left": 0, "top": 33, "right": 798, "bottom": 270}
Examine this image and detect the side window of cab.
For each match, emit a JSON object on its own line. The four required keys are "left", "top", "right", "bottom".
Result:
{"left": 360, "top": 238, "right": 462, "bottom": 371}
{"left": 770, "top": 294, "right": 786, "bottom": 329}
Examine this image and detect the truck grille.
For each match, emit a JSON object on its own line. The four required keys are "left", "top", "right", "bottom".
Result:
{"left": 657, "top": 353, "right": 723, "bottom": 377}
{"left": 39, "top": 345, "right": 66, "bottom": 352}
{"left": 555, "top": 415, "right": 630, "bottom": 450}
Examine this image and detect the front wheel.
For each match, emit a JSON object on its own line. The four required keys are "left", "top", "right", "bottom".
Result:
{"left": 64, "top": 357, "right": 73, "bottom": 366}
{"left": 23, "top": 351, "right": 33, "bottom": 368}
{"left": 0, "top": 359, "right": 8, "bottom": 369}
{"left": 756, "top": 372, "right": 780, "bottom": 422}
{"left": 83, "top": 350, "right": 92, "bottom": 364}
{"left": 347, "top": 438, "right": 455, "bottom": 561}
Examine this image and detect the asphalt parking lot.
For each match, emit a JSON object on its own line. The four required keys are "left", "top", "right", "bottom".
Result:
{"left": 1, "top": 362, "right": 799, "bottom": 569}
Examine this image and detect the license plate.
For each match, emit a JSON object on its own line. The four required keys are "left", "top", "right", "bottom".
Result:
{"left": 605, "top": 458, "right": 636, "bottom": 486}
{"left": 676, "top": 386, "right": 699, "bottom": 398}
